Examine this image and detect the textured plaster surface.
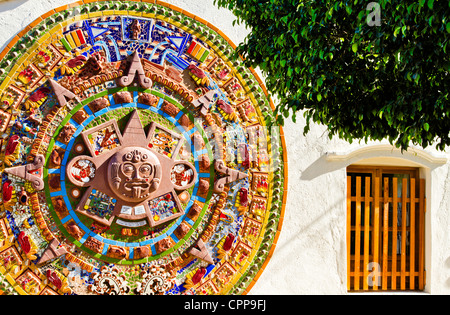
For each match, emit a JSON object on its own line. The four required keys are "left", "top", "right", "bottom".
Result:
{"left": 0, "top": 0, "right": 449, "bottom": 295}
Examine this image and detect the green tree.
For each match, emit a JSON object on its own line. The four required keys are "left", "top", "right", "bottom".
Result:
{"left": 214, "top": 0, "right": 450, "bottom": 151}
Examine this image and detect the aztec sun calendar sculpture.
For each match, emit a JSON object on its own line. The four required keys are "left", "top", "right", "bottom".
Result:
{"left": 0, "top": 0, "right": 287, "bottom": 295}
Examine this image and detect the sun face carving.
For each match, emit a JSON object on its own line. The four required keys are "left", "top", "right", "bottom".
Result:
{"left": 108, "top": 147, "right": 162, "bottom": 202}
{"left": 66, "top": 109, "right": 197, "bottom": 228}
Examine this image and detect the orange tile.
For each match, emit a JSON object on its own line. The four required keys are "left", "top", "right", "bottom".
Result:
{"left": 54, "top": 4, "right": 69, "bottom": 13}
{"left": 273, "top": 229, "right": 281, "bottom": 244}
{"left": 252, "top": 269, "right": 262, "bottom": 282}
{"left": 277, "top": 215, "right": 285, "bottom": 232}
{"left": 28, "top": 17, "right": 43, "bottom": 29}
{"left": 167, "top": 3, "right": 183, "bottom": 14}
{"left": 268, "top": 97, "right": 276, "bottom": 110}
{"left": 206, "top": 21, "right": 220, "bottom": 34}
{"left": 216, "top": 29, "right": 233, "bottom": 47}
{"left": 6, "top": 36, "right": 20, "bottom": 49}
{"left": 69, "top": 1, "right": 84, "bottom": 8}
{"left": 194, "top": 15, "right": 208, "bottom": 27}
{"left": 181, "top": 9, "right": 195, "bottom": 20}
{"left": 41, "top": 9, "right": 56, "bottom": 20}
{"left": 282, "top": 188, "right": 288, "bottom": 205}
{"left": 17, "top": 25, "right": 32, "bottom": 39}
{"left": 0, "top": 47, "right": 11, "bottom": 61}
{"left": 155, "top": 0, "right": 168, "bottom": 7}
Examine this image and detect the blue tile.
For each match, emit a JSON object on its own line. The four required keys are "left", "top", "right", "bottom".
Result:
{"left": 61, "top": 215, "right": 72, "bottom": 225}
{"left": 102, "top": 243, "right": 109, "bottom": 255}
{"left": 50, "top": 191, "right": 62, "bottom": 197}
{"left": 79, "top": 234, "right": 89, "bottom": 244}
{"left": 69, "top": 119, "right": 80, "bottom": 128}
{"left": 55, "top": 141, "right": 67, "bottom": 150}
{"left": 137, "top": 102, "right": 150, "bottom": 110}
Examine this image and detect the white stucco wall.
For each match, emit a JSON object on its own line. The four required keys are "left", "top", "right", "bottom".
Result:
{"left": 1, "top": 0, "right": 449, "bottom": 295}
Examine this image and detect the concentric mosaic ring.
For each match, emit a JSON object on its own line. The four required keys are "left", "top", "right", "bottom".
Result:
{"left": 0, "top": 0, "right": 287, "bottom": 295}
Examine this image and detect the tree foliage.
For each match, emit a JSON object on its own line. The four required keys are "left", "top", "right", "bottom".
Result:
{"left": 214, "top": 0, "right": 450, "bottom": 151}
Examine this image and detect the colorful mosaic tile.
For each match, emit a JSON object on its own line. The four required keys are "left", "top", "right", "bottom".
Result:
{"left": 0, "top": 0, "right": 287, "bottom": 296}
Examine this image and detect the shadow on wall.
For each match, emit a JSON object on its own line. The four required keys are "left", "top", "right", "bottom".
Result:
{"left": 0, "top": 0, "right": 29, "bottom": 12}
{"left": 300, "top": 154, "right": 345, "bottom": 181}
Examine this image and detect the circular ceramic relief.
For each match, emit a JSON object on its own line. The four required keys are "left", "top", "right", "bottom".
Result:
{"left": 70, "top": 159, "right": 96, "bottom": 184}
{"left": 0, "top": 0, "right": 286, "bottom": 296}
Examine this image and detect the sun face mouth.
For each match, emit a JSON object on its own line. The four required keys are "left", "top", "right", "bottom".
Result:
{"left": 123, "top": 181, "right": 151, "bottom": 199}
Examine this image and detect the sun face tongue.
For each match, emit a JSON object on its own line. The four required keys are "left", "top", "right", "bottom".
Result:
{"left": 132, "top": 186, "right": 142, "bottom": 199}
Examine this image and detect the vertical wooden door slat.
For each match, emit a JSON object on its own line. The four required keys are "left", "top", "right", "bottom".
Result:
{"left": 355, "top": 177, "right": 362, "bottom": 291}
{"left": 401, "top": 178, "right": 408, "bottom": 290}
{"left": 419, "top": 179, "right": 425, "bottom": 290}
{"left": 382, "top": 177, "right": 389, "bottom": 290}
{"left": 373, "top": 177, "right": 380, "bottom": 291}
{"left": 391, "top": 177, "right": 398, "bottom": 290}
{"left": 410, "top": 178, "right": 416, "bottom": 290}
{"left": 347, "top": 176, "right": 352, "bottom": 291}
{"left": 363, "top": 177, "right": 371, "bottom": 291}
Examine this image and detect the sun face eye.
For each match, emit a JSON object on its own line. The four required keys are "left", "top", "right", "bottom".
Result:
{"left": 123, "top": 163, "right": 135, "bottom": 176}
{"left": 139, "top": 163, "right": 152, "bottom": 177}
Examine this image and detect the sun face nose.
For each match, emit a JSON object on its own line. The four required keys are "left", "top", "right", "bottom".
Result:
{"left": 133, "top": 168, "right": 141, "bottom": 180}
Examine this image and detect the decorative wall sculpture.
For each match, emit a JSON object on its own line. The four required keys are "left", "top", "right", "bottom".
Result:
{"left": 0, "top": 0, "right": 287, "bottom": 295}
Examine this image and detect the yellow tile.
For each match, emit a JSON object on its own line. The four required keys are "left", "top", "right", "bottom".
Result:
{"left": 141, "top": 12, "right": 156, "bottom": 19}
{"left": 14, "top": 285, "right": 28, "bottom": 295}
{"left": 16, "top": 54, "right": 30, "bottom": 69}
{"left": 205, "top": 40, "right": 215, "bottom": 50}
{"left": 155, "top": 14, "right": 165, "bottom": 20}
{"left": 101, "top": 10, "right": 115, "bottom": 17}
{"left": 48, "top": 23, "right": 63, "bottom": 35}
{"left": 114, "top": 10, "right": 128, "bottom": 16}
{"left": 128, "top": 11, "right": 142, "bottom": 17}
{"left": 0, "top": 77, "right": 11, "bottom": 91}
{"left": 9, "top": 64, "right": 20, "bottom": 77}
{"left": 29, "top": 42, "right": 41, "bottom": 56}
{"left": 5, "top": 273, "right": 15, "bottom": 285}
{"left": 88, "top": 11, "right": 103, "bottom": 18}
{"left": 169, "top": 20, "right": 182, "bottom": 28}
{"left": 37, "top": 32, "right": 51, "bottom": 44}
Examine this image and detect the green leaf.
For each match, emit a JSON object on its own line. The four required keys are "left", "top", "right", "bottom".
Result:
{"left": 319, "top": 50, "right": 324, "bottom": 59}
{"left": 446, "top": 22, "right": 450, "bottom": 33}
{"left": 317, "top": 93, "right": 322, "bottom": 102}
{"left": 352, "top": 43, "right": 358, "bottom": 53}
{"left": 424, "top": 123, "right": 430, "bottom": 132}
{"left": 287, "top": 67, "right": 293, "bottom": 77}
{"left": 427, "top": 0, "right": 434, "bottom": 10}
{"left": 357, "top": 10, "right": 365, "bottom": 21}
